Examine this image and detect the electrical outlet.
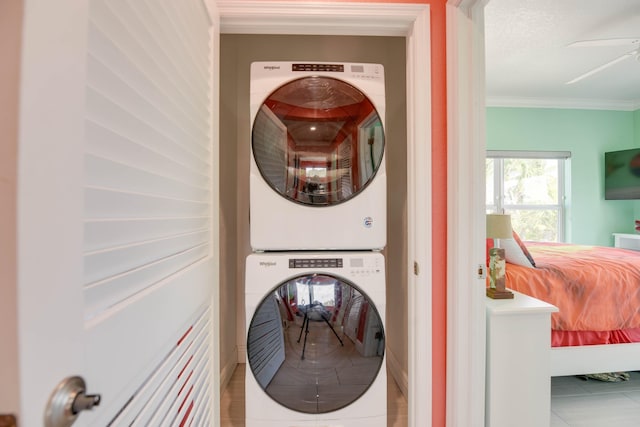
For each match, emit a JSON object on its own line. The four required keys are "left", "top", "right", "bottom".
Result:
{"left": 478, "top": 264, "right": 486, "bottom": 279}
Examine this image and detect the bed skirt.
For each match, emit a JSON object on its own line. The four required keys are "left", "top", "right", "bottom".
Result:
{"left": 552, "top": 328, "right": 640, "bottom": 347}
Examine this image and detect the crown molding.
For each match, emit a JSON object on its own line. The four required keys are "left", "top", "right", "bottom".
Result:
{"left": 217, "top": 1, "right": 427, "bottom": 36}
{"left": 486, "top": 96, "right": 640, "bottom": 111}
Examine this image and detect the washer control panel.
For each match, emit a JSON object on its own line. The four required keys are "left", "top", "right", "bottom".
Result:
{"left": 292, "top": 63, "right": 344, "bottom": 72}
{"left": 348, "top": 256, "right": 383, "bottom": 276}
{"left": 287, "top": 256, "right": 383, "bottom": 277}
{"left": 289, "top": 258, "right": 343, "bottom": 269}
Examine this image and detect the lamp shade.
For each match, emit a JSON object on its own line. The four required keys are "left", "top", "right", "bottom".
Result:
{"left": 486, "top": 214, "right": 512, "bottom": 239}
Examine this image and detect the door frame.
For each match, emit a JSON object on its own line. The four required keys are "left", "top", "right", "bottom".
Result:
{"left": 445, "top": 1, "right": 487, "bottom": 426}
{"left": 217, "top": 2, "right": 437, "bottom": 426}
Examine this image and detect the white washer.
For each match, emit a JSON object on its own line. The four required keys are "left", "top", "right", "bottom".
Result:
{"left": 245, "top": 252, "right": 386, "bottom": 427}
{"left": 250, "top": 61, "right": 387, "bottom": 251}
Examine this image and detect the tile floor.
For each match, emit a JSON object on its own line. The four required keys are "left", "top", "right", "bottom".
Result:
{"left": 223, "top": 369, "right": 640, "bottom": 426}
{"left": 220, "top": 364, "right": 408, "bottom": 427}
{"left": 262, "top": 310, "right": 383, "bottom": 414}
{"left": 551, "top": 371, "right": 640, "bottom": 427}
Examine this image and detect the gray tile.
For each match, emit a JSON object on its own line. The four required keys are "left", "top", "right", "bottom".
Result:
{"left": 551, "top": 372, "right": 640, "bottom": 426}
{"left": 550, "top": 411, "right": 570, "bottom": 427}
{"left": 551, "top": 376, "right": 591, "bottom": 397}
{"left": 551, "top": 393, "right": 640, "bottom": 426}
{"left": 562, "top": 418, "right": 640, "bottom": 427}
{"left": 623, "top": 390, "right": 640, "bottom": 404}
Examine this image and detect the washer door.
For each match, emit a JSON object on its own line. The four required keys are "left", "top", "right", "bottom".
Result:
{"left": 252, "top": 76, "right": 385, "bottom": 206}
{"left": 247, "top": 274, "right": 385, "bottom": 414}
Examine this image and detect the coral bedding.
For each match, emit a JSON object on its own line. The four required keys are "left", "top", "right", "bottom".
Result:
{"left": 504, "top": 242, "right": 640, "bottom": 347}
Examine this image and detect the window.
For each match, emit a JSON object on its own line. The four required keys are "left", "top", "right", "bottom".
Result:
{"left": 295, "top": 280, "right": 336, "bottom": 307}
{"left": 486, "top": 151, "right": 570, "bottom": 242}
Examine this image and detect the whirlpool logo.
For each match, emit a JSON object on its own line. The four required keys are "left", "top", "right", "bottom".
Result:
{"left": 264, "top": 65, "right": 280, "bottom": 71}
{"left": 259, "top": 261, "right": 277, "bottom": 268}
{"left": 363, "top": 216, "right": 374, "bottom": 228}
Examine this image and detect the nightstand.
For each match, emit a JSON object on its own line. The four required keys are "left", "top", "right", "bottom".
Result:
{"left": 485, "top": 290, "right": 558, "bottom": 427}
{"left": 613, "top": 233, "right": 640, "bottom": 251}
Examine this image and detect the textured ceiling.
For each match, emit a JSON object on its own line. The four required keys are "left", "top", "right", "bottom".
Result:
{"left": 484, "top": 0, "right": 640, "bottom": 110}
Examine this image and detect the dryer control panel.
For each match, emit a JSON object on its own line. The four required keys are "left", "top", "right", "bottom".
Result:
{"left": 253, "top": 61, "right": 384, "bottom": 84}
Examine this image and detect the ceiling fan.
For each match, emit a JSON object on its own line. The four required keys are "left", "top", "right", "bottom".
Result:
{"left": 566, "top": 37, "right": 640, "bottom": 84}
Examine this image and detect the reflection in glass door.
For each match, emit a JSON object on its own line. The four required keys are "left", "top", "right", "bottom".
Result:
{"left": 247, "top": 275, "right": 385, "bottom": 413}
{"left": 252, "top": 76, "right": 385, "bottom": 207}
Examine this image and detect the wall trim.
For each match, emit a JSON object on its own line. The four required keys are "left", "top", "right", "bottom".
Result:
{"left": 404, "top": 6, "right": 433, "bottom": 427}
{"left": 446, "top": 0, "right": 487, "bottom": 426}
{"left": 236, "top": 344, "right": 246, "bottom": 364}
{"left": 220, "top": 350, "right": 239, "bottom": 392}
{"left": 386, "top": 348, "right": 408, "bottom": 397}
{"left": 218, "top": 1, "right": 428, "bottom": 36}
{"left": 204, "top": 1, "right": 221, "bottom": 423}
{"left": 487, "top": 95, "right": 640, "bottom": 111}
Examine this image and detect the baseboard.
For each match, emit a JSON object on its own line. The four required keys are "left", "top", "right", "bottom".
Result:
{"left": 220, "top": 347, "right": 239, "bottom": 392}
{"left": 386, "top": 348, "right": 408, "bottom": 398}
{"left": 237, "top": 344, "right": 246, "bottom": 364}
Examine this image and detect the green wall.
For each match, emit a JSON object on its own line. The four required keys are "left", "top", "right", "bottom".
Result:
{"left": 486, "top": 107, "right": 639, "bottom": 246}
{"left": 634, "top": 109, "right": 640, "bottom": 222}
{"left": 635, "top": 109, "right": 640, "bottom": 145}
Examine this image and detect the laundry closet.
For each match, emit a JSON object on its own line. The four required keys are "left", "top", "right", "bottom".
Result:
{"left": 218, "top": 34, "right": 408, "bottom": 425}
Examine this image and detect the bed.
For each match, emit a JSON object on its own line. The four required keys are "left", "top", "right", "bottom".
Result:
{"left": 502, "top": 240, "right": 640, "bottom": 376}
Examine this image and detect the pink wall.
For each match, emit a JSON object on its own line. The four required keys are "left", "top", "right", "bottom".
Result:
{"left": 428, "top": 5, "right": 447, "bottom": 427}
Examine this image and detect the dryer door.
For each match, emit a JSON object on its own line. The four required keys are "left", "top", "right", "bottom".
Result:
{"left": 252, "top": 76, "right": 385, "bottom": 206}
{"left": 247, "top": 274, "right": 385, "bottom": 414}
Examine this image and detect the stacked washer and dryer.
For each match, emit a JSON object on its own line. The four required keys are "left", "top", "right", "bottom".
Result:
{"left": 245, "top": 62, "right": 388, "bottom": 426}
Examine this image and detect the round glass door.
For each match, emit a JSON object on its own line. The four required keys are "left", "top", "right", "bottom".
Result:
{"left": 246, "top": 274, "right": 385, "bottom": 413}
{"left": 252, "top": 76, "right": 385, "bottom": 206}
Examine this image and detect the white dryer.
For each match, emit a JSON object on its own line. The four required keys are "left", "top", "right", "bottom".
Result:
{"left": 245, "top": 252, "right": 386, "bottom": 427}
{"left": 250, "top": 61, "right": 386, "bottom": 251}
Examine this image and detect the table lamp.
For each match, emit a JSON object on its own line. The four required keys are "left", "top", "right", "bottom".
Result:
{"left": 486, "top": 213, "right": 514, "bottom": 299}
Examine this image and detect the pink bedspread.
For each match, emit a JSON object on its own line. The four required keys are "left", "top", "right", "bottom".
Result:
{"left": 505, "top": 242, "right": 640, "bottom": 336}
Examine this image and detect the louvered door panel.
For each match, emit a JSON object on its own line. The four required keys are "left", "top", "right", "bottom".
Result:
{"left": 85, "top": 155, "right": 210, "bottom": 201}
{"left": 82, "top": 0, "right": 214, "bottom": 423}
{"left": 108, "top": 306, "right": 212, "bottom": 425}
{"left": 84, "top": 0, "right": 210, "bottom": 323}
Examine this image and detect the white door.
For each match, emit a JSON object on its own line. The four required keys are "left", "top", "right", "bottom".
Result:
{"left": 17, "top": 1, "right": 219, "bottom": 425}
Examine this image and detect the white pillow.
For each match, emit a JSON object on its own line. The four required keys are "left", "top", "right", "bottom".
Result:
{"left": 501, "top": 238, "right": 535, "bottom": 268}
